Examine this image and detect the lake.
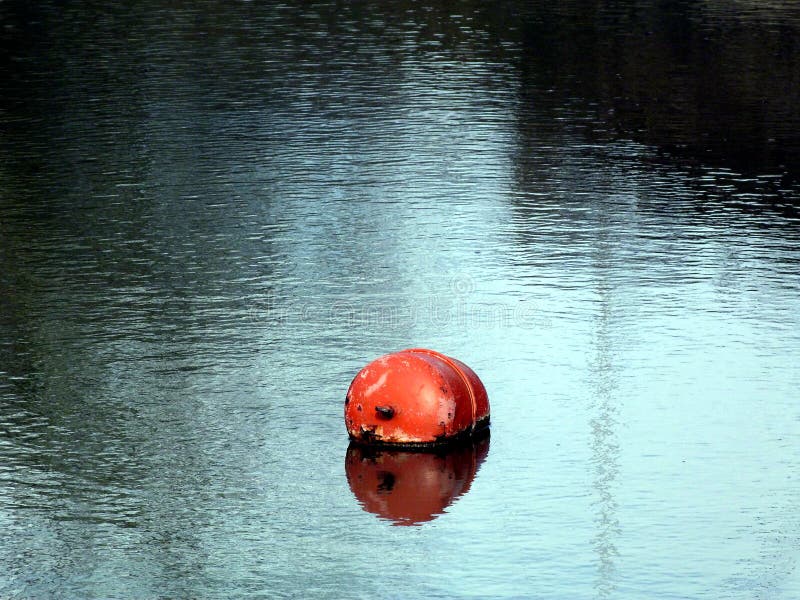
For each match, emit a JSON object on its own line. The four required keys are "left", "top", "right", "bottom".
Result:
{"left": 1, "top": 1, "right": 799, "bottom": 598}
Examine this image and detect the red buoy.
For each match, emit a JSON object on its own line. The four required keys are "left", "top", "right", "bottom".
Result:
{"left": 344, "top": 348, "right": 490, "bottom": 447}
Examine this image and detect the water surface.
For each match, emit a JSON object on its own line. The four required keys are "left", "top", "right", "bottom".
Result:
{"left": 1, "top": 2, "right": 799, "bottom": 598}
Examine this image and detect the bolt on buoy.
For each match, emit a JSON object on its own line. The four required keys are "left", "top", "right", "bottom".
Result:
{"left": 344, "top": 348, "right": 490, "bottom": 447}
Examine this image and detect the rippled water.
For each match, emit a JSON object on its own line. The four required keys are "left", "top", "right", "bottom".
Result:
{"left": 2, "top": 2, "right": 800, "bottom": 598}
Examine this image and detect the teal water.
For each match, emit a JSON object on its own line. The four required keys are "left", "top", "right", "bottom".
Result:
{"left": 1, "top": 2, "right": 799, "bottom": 598}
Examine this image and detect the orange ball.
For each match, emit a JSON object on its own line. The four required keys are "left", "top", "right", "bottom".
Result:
{"left": 345, "top": 348, "right": 489, "bottom": 447}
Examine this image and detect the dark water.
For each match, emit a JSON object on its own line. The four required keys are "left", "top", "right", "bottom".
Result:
{"left": 1, "top": 2, "right": 799, "bottom": 598}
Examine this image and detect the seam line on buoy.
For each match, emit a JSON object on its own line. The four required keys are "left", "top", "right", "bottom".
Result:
{"left": 404, "top": 349, "right": 477, "bottom": 428}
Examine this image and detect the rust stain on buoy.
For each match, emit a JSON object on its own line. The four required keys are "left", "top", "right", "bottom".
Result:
{"left": 344, "top": 348, "right": 490, "bottom": 447}
{"left": 345, "top": 434, "right": 490, "bottom": 526}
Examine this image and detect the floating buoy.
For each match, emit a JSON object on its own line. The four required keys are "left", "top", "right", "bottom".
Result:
{"left": 345, "top": 434, "right": 490, "bottom": 525}
{"left": 344, "top": 348, "right": 490, "bottom": 447}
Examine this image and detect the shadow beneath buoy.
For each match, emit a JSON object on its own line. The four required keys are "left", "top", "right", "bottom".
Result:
{"left": 345, "top": 431, "right": 490, "bottom": 526}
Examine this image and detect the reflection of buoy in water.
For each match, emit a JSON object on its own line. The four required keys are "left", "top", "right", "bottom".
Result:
{"left": 345, "top": 348, "right": 490, "bottom": 447}
{"left": 345, "top": 432, "right": 490, "bottom": 526}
